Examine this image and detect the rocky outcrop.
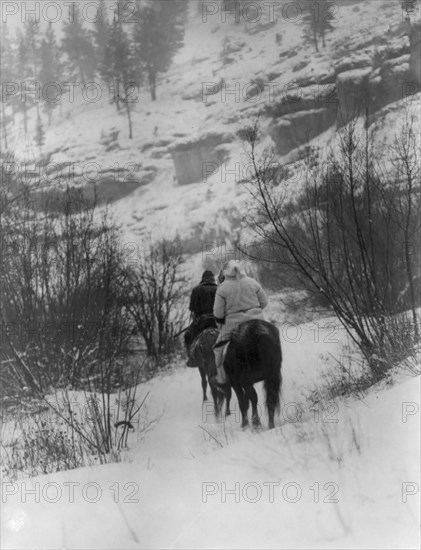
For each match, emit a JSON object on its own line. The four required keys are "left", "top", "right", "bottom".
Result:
{"left": 141, "top": 138, "right": 172, "bottom": 152}
{"left": 336, "top": 67, "right": 371, "bottom": 125}
{"left": 267, "top": 26, "right": 416, "bottom": 154}
{"left": 336, "top": 48, "right": 413, "bottom": 124}
{"left": 269, "top": 108, "right": 337, "bottom": 155}
{"left": 333, "top": 53, "right": 372, "bottom": 76}
{"left": 170, "top": 132, "right": 234, "bottom": 185}
{"left": 369, "top": 54, "right": 411, "bottom": 112}
{"left": 266, "top": 79, "right": 338, "bottom": 153}
{"left": 265, "top": 82, "right": 337, "bottom": 119}
{"left": 408, "top": 21, "right": 421, "bottom": 84}
{"left": 100, "top": 128, "right": 121, "bottom": 152}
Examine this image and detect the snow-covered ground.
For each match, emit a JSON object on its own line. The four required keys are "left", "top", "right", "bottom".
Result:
{"left": 2, "top": 320, "right": 420, "bottom": 549}
{"left": 2, "top": 3, "right": 420, "bottom": 547}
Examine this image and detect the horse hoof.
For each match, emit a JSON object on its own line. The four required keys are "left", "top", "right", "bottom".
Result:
{"left": 241, "top": 421, "right": 249, "bottom": 430}
{"left": 203, "top": 396, "right": 208, "bottom": 402}
{"left": 225, "top": 410, "right": 231, "bottom": 417}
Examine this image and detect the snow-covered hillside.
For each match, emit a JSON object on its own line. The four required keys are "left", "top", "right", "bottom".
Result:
{"left": 6, "top": 0, "right": 420, "bottom": 280}
{"left": 2, "top": 3, "right": 420, "bottom": 547}
{"left": 2, "top": 322, "right": 420, "bottom": 548}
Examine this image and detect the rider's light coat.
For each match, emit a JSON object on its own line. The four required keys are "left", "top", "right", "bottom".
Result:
{"left": 213, "top": 265, "right": 268, "bottom": 341}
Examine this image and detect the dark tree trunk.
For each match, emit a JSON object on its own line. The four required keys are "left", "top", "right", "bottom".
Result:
{"left": 149, "top": 67, "right": 156, "bottom": 101}
{"left": 123, "top": 90, "right": 133, "bottom": 138}
{"left": 114, "top": 78, "right": 120, "bottom": 111}
{"left": 23, "top": 102, "right": 28, "bottom": 134}
{"left": 1, "top": 101, "right": 8, "bottom": 150}
{"left": 313, "top": 29, "right": 319, "bottom": 52}
{"left": 79, "top": 67, "right": 86, "bottom": 87}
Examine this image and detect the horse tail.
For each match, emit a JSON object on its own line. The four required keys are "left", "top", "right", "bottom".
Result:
{"left": 264, "top": 370, "right": 282, "bottom": 415}
{"left": 260, "top": 331, "right": 282, "bottom": 417}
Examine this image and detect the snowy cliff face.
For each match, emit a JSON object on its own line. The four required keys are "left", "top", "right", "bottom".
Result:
{"left": 8, "top": 0, "right": 420, "bottom": 262}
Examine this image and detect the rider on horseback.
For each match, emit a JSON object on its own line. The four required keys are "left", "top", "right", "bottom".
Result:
{"left": 185, "top": 270, "right": 218, "bottom": 367}
{"left": 211, "top": 260, "right": 268, "bottom": 389}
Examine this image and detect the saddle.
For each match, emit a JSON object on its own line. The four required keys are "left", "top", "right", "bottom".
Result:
{"left": 214, "top": 320, "right": 279, "bottom": 368}
{"left": 196, "top": 313, "right": 217, "bottom": 332}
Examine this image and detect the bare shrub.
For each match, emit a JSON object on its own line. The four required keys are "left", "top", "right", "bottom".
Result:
{"left": 120, "top": 237, "right": 188, "bottom": 357}
{"left": 0, "top": 364, "right": 153, "bottom": 480}
{"left": 0, "top": 176, "right": 132, "bottom": 396}
{"left": 241, "top": 113, "right": 420, "bottom": 379}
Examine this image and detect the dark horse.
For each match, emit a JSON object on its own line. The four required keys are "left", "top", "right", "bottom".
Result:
{"left": 191, "top": 328, "right": 232, "bottom": 419}
{"left": 222, "top": 319, "right": 282, "bottom": 429}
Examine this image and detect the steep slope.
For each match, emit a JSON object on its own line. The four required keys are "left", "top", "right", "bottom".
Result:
{"left": 6, "top": 1, "right": 420, "bottom": 272}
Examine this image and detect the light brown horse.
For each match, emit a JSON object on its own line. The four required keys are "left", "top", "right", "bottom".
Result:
{"left": 191, "top": 327, "right": 232, "bottom": 419}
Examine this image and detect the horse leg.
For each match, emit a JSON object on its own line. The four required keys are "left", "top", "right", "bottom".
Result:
{"left": 225, "top": 385, "right": 232, "bottom": 417}
{"left": 231, "top": 382, "right": 248, "bottom": 428}
{"left": 265, "top": 374, "right": 281, "bottom": 430}
{"left": 210, "top": 382, "right": 222, "bottom": 420}
{"left": 244, "top": 392, "right": 250, "bottom": 420}
{"left": 267, "top": 403, "right": 275, "bottom": 430}
{"left": 199, "top": 367, "right": 208, "bottom": 401}
{"left": 245, "top": 384, "right": 260, "bottom": 428}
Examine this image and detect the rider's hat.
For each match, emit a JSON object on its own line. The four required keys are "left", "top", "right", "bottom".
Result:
{"left": 201, "top": 270, "right": 215, "bottom": 283}
{"left": 223, "top": 260, "right": 246, "bottom": 279}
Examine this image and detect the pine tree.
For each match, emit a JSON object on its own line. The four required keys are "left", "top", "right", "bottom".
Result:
{"left": 62, "top": 5, "right": 96, "bottom": 85}
{"left": 402, "top": 0, "right": 418, "bottom": 21}
{"left": 93, "top": 0, "right": 109, "bottom": 81}
{"left": 25, "top": 20, "right": 42, "bottom": 120}
{"left": 24, "top": 19, "right": 41, "bottom": 79}
{"left": 39, "top": 23, "right": 63, "bottom": 126}
{"left": 106, "top": 10, "right": 141, "bottom": 138}
{"left": 16, "top": 30, "right": 30, "bottom": 133}
{"left": 302, "top": 0, "right": 335, "bottom": 52}
{"left": 0, "top": 23, "right": 17, "bottom": 149}
{"left": 11, "top": 21, "right": 42, "bottom": 135}
{"left": 34, "top": 112, "right": 45, "bottom": 150}
{"left": 133, "top": 0, "right": 187, "bottom": 101}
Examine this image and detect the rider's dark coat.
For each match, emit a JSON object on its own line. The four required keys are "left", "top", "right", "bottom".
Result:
{"left": 185, "top": 277, "right": 217, "bottom": 351}
{"left": 189, "top": 280, "right": 217, "bottom": 319}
